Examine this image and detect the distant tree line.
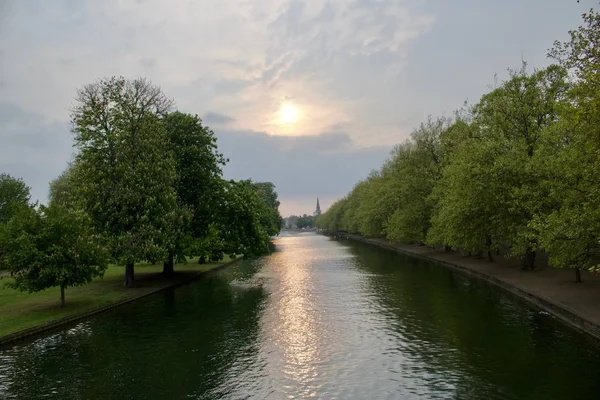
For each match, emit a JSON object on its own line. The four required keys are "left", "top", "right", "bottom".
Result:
{"left": 316, "top": 9, "right": 600, "bottom": 282}
{"left": 284, "top": 214, "right": 315, "bottom": 229}
{"left": 0, "top": 77, "right": 282, "bottom": 305}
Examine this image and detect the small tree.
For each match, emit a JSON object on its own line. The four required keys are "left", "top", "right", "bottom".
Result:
{"left": 217, "top": 180, "right": 271, "bottom": 258}
{"left": 251, "top": 181, "right": 283, "bottom": 236}
{"left": 0, "top": 204, "right": 109, "bottom": 306}
{"left": 0, "top": 173, "right": 31, "bottom": 270}
{"left": 48, "top": 162, "right": 76, "bottom": 210}
{"left": 0, "top": 173, "right": 31, "bottom": 224}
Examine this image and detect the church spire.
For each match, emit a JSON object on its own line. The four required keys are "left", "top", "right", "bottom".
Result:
{"left": 314, "top": 197, "right": 321, "bottom": 216}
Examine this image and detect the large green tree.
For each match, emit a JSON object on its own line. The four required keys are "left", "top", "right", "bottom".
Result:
{"left": 535, "top": 9, "right": 600, "bottom": 281}
{"left": 161, "top": 112, "right": 227, "bottom": 275}
{"left": 427, "top": 126, "right": 505, "bottom": 261}
{"left": 70, "top": 77, "right": 179, "bottom": 287}
{"left": 0, "top": 203, "right": 109, "bottom": 306}
{"left": 472, "top": 64, "right": 568, "bottom": 268}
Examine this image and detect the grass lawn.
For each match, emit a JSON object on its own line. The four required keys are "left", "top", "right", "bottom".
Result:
{"left": 0, "top": 257, "right": 234, "bottom": 338}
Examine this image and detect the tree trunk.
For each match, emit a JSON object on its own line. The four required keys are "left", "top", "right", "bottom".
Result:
{"left": 162, "top": 253, "right": 174, "bottom": 276}
{"left": 575, "top": 268, "right": 582, "bottom": 283}
{"left": 60, "top": 284, "right": 65, "bottom": 308}
{"left": 444, "top": 245, "right": 452, "bottom": 252}
{"left": 522, "top": 247, "right": 536, "bottom": 270}
{"left": 496, "top": 248, "right": 500, "bottom": 256}
{"left": 486, "top": 236, "right": 493, "bottom": 262}
{"left": 125, "top": 263, "right": 135, "bottom": 288}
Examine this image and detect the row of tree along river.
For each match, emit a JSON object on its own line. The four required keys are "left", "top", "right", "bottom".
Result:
{"left": 0, "top": 77, "right": 282, "bottom": 306}
{"left": 316, "top": 10, "right": 600, "bottom": 282}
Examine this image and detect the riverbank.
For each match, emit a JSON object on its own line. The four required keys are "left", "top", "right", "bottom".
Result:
{"left": 339, "top": 234, "right": 600, "bottom": 341}
{"left": 0, "top": 257, "right": 239, "bottom": 345}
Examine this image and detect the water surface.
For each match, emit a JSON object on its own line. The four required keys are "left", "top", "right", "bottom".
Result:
{"left": 1, "top": 233, "right": 600, "bottom": 399}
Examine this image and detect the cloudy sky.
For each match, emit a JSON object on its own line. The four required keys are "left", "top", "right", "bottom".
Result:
{"left": 0, "top": 0, "right": 594, "bottom": 216}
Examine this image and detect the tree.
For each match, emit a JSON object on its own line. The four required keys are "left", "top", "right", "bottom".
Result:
{"left": 0, "top": 173, "right": 30, "bottom": 224}
{"left": 251, "top": 182, "right": 283, "bottom": 236}
{"left": 386, "top": 117, "right": 447, "bottom": 244}
{"left": 296, "top": 214, "right": 315, "bottom": 229}
{"left": 354, "top": 169, "right": 395, "bottom": 237}
{"left": 535, "top": 9, "right": 600, "bottom": 281}
{"left": 70, "top": 77, "right": 179, "bottom": 287}
{"left": 48, "top": 162, "right": 76, "bottom": 209}
{"left": 0, "top": 204, "right": 108, "bottom": 307}
{"left": 0, "top": 173, "right": 31, "bottom": 270}
{"left": 161, "top": 112, "right": 227, "bottom": 275}
{"left": 427, "top": 129, "right": 506, "bottom": 261}
{"left": 317, "top": 8, "right": 600, "bottom": 282}
{"left": 217, "top": 180, "right": 271, "bottom": 258}
{"left": 315, "top": 197, "right": 347, "bottom": 232}
{"left": 471, "top": 64, "right": 569, "bottom": 268}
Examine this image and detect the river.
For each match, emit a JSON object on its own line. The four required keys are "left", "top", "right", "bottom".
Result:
{"left": 1, "top": 232, "right": 600, "bottom": 399}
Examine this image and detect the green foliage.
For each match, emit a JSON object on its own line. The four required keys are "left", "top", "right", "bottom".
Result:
{"left": 385, "top": 117, "right": 447, "bottom": 244}
{"left": 70, "top": 77, "right": 179, "bottom": 282}
{"left": 427, "top": 131, "right": 505, "bottom": 255}
{"left": 251, "top": 181, "right": 283, "bottom": 236}
{"left": 315, "top": 197, "right": 347, "bottom": 231}
{"left": 0, "top": 173, "right": 31, "bottom": 270}
{"left": 163, "top": 112, "right": 227, "bottom": 265}
{"left": 48, "top": 163, "right": 76, "bottom": 209}
{"left": 295, "top": 215, "right": 315, "bottom": 229}
{"left": 0, "top": 173, "right": 31, "bottom": 224}
{"left": 318, "top": 9, "right": 600, "bottom": 278}
{"left": 3, "top": 74, "right": 284, "bottom": 305}
{"left": 0, "top": 203, "right": 109, "bottom": 306}
{"left": 217, "top": 180, "right": 271, "bottom": 258}
{"left": 535, "top": 9, "right": 600, "bottom": 274}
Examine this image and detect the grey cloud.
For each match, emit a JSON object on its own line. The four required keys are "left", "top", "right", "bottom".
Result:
{"left": 214, "top": 128, "right": 390, "bottom": 213}
{"left": 203, "top": 111, "right": 236, "bottom": 125}
{"left": 60, "top": 57, "right": 76, "bottom": 66}
{"left": 139, "top": 57, "right": 156, "bottom": 68}
{"left": 2, "top": 0, "right": 588, "bottom": 215}
{"left": 0, "top": 101, "right": 41, "bottom": 126}
{"left": 212, "top": 78, "right": 248, "bottom": 94}
{"left": 0, "top": 102, "right": 73, "bottom": 204}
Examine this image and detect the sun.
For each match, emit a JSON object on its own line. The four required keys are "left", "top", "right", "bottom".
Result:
{"left": 279, "top": 104, "right": 299, "bottom": 124}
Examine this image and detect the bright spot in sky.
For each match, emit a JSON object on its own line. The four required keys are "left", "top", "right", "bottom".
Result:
{"left": 279, "top": 104, "right": 299, "bottom": 124}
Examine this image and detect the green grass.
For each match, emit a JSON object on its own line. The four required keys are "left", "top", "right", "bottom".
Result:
{"left": 0, "top": 257, "right": 234, "bottom": 338}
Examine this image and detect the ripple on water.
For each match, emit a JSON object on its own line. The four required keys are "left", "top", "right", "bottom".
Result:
{"left": 2, "top": 234, "right": 600, "bottom": 399}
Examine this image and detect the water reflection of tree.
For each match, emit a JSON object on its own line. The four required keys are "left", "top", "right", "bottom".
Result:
{"left": 344, "top": 241, "right": 600, "bottom": 400}
{"left": 0, "top": 261, "right": 267, "bottom": 399}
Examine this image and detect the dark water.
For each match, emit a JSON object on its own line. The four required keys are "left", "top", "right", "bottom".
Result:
{"left": 1, "top": 233, "right": 600, "bottom": 399}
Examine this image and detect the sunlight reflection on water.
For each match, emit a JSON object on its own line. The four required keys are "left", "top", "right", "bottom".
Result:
{"left": 1, "top": 233, "right": 600, "bottom": 399}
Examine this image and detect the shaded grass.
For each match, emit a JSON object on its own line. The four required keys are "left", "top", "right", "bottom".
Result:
{"left": 0, "top": 257, "right": 233, "bottom": 338}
